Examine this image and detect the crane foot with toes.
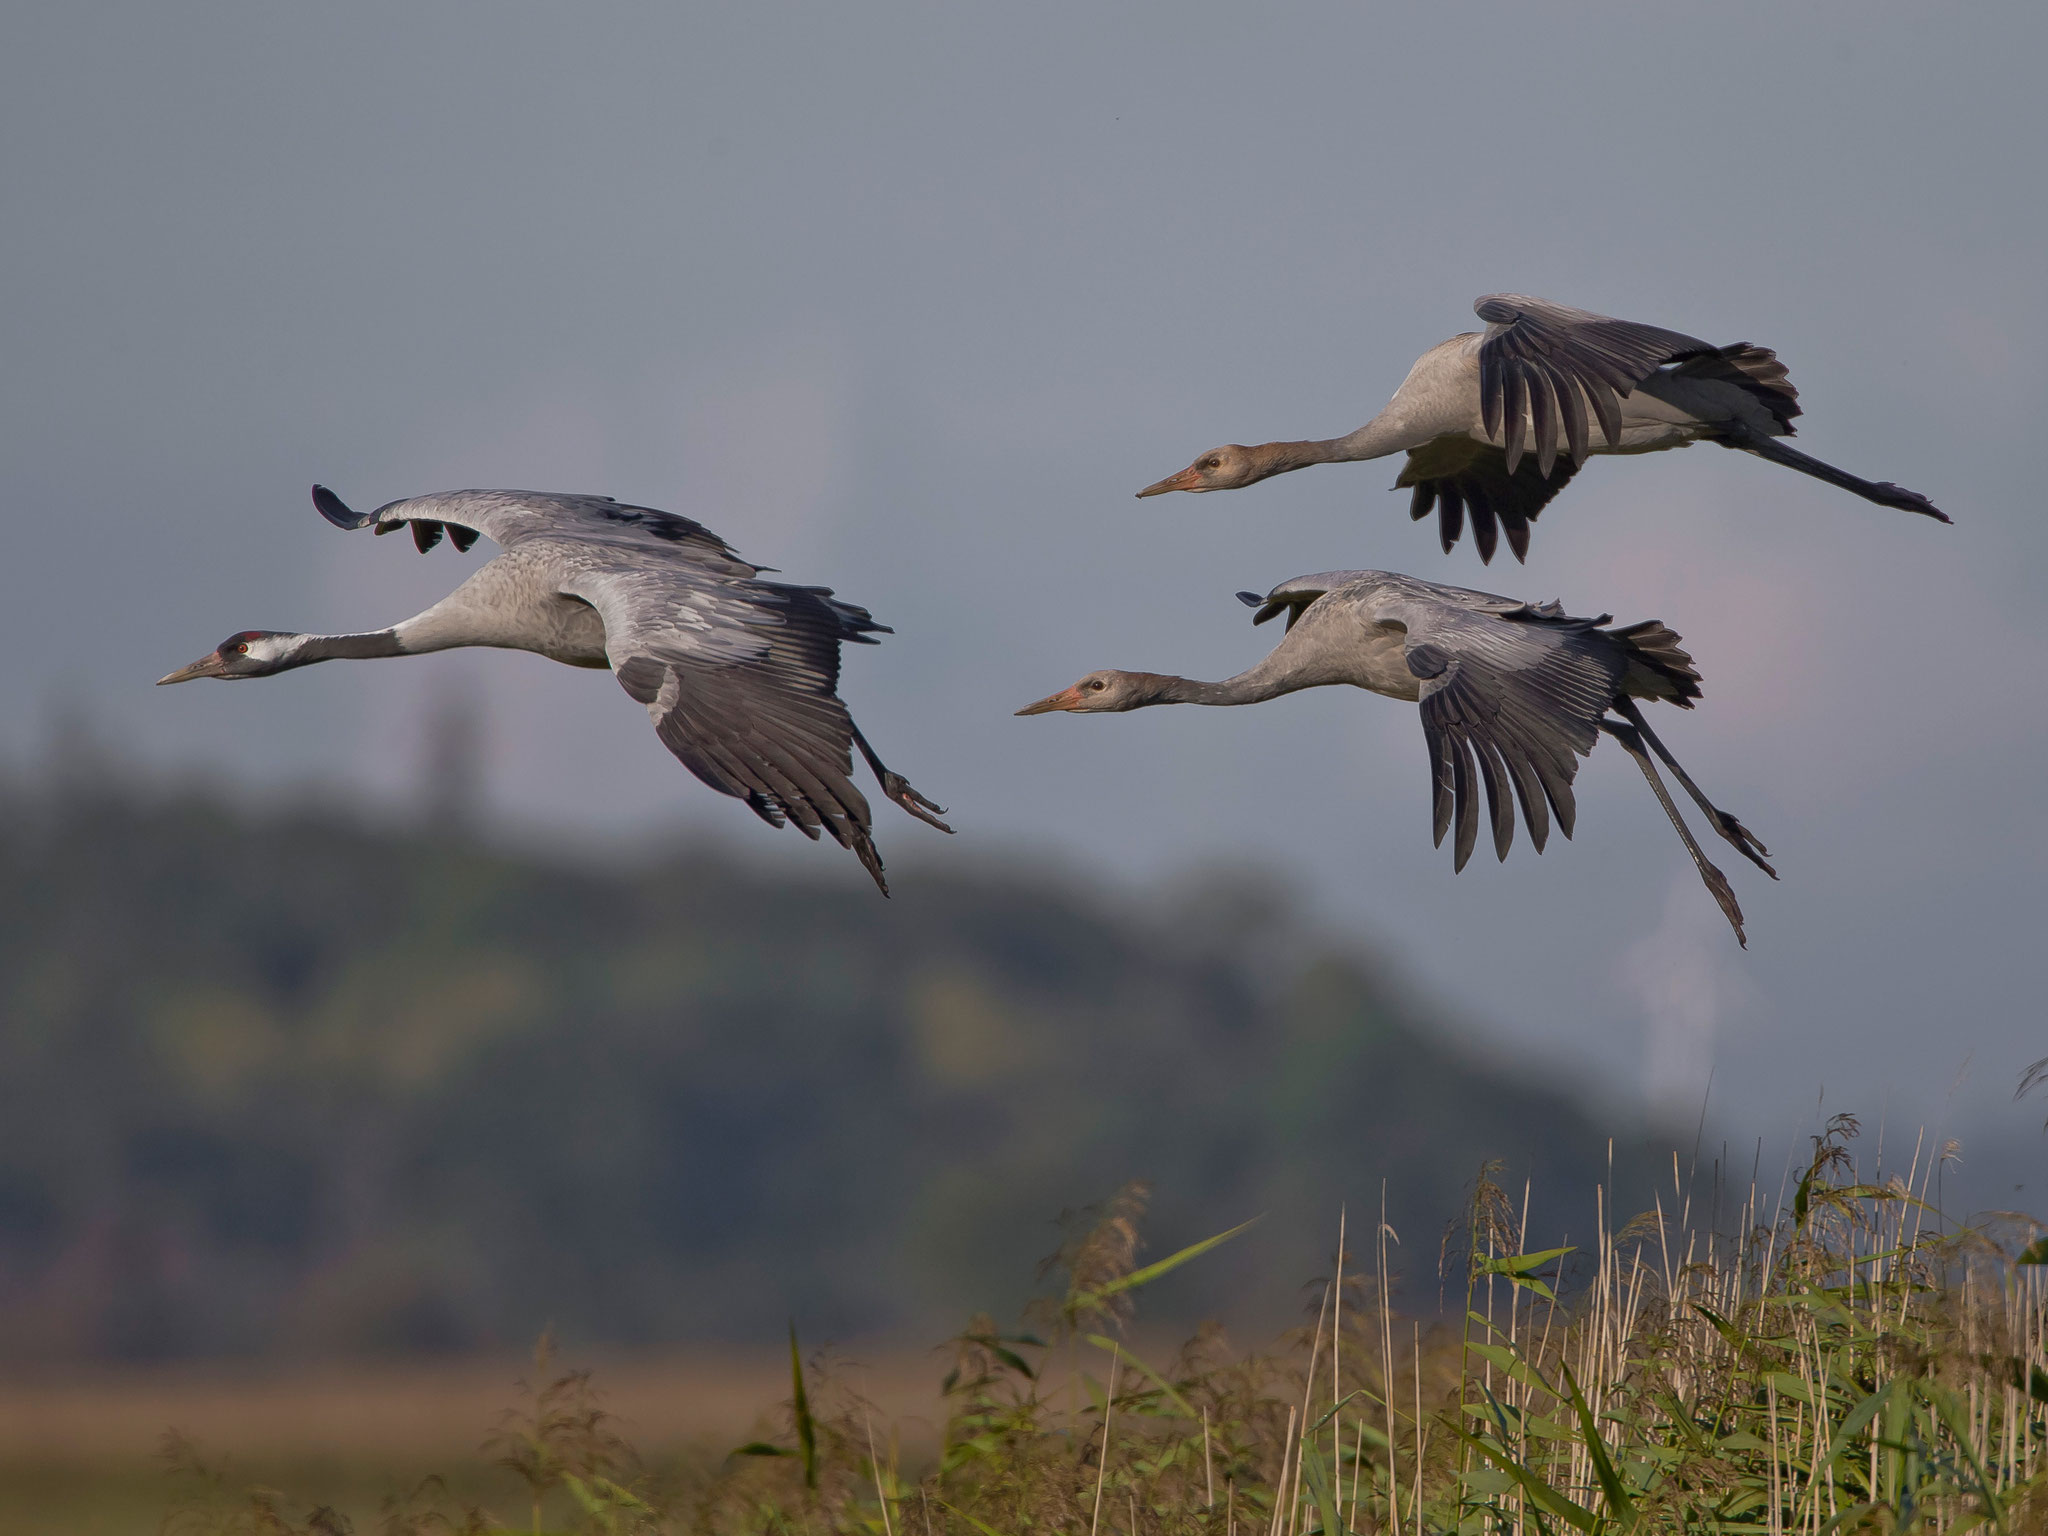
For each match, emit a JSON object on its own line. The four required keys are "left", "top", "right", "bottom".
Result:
{"left": 1710, "top": 809, "right": 1776, "bottom": 877}
{"left": 849, "top": 723, "right": 953, "bottom": 833}
{"left": 1874, "top": 482, "right": 1950, "bottom": 521}
{"left": 883, "top": 773, "right": 953, "bottom": 834}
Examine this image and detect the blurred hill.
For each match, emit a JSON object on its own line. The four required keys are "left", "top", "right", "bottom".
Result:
{"left": 0, "top": 780, "right": 1660, "bottom": 1362}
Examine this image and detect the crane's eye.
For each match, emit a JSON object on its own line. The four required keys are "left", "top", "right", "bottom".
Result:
{"left": 236, "top": 643, "right": 250, "bottom": 653}
{"left": 1201, "top": 458, "right": 1219, "bottom": 470}
{"left": 1088, "top": 679, "right": 1106, "bottom": 691}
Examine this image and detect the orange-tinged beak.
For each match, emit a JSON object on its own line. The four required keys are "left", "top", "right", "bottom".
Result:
{"left": 157, "top": 652, "right": 227, "bottom": 685}
{"left": 1016, "top": 685, "right": 1086, "bottom": 717}
{"left": 1135, "top": 465, "right": 1203, "bottom": 498}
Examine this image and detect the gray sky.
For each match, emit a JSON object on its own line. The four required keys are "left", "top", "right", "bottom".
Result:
{"left": 5, "top": 2, "right": 2044, "bottom": 1188}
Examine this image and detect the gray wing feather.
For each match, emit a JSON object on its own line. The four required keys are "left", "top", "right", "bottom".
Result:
{"left": 312, "top": 487, "right": 755, "bottom": 573}
{"left": 1473, "top": 295, "right": 1714, "bottom": 475}
{"left": 1256, "top": 569, "right": 1534, "bottom": 624}
{"left": 1378, "top": 584, "right": 1626, "bottom": 869}
{"left": 556, "top": 542, "right": 893, "bottom": 889}
{"left": 1245, "top": 569, "right": 1404, "bottom": 629}
{"left": 581, "top": 559, "right": 892, "bottom": 884}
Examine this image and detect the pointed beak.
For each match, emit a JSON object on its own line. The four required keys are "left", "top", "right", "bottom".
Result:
{"left": 1016, "top": 685, "right": 1085, "bottom": 717}
{"left": 157, "top": 652, "right": 227, "bottom": 685}
{"left": 1136, "top": 466, "right": 1203, "bottom": 498}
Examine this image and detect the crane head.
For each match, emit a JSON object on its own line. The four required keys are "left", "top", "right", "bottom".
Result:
{"left": 1136, "top": 444, "right": 1263, "bottom": 497}
{"left": 1016, "top": 670, "right": 1160, "bottom": 715}
{"left": 157, "top": 631, "right": 299, "bottom": 684}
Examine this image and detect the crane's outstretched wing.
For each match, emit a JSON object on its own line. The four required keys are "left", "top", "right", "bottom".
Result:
{"left": 1377, "top": 584, "right": 1627, "bottom": 870}
{"left": 1239, "top": 570, "right": 1368, "bottom": 630}
{"left": 1394, "top": 435, "right": 1581, "bottom": 563}
{"left": 1473, "top": 295, "right": 1714, "bottom": 477}
{"left": 312, "top": 486, "right": 755, "bottom": 575}
{"left": 557, "top": 546, "right": 899, "bottom": 891}
{"left": 1240, "top": 569, "right": 1541, "bottom": 629}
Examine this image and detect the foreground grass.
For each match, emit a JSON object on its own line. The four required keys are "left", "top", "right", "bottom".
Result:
{"left": 163, "top": 1116, "right": 2046, "bottom": 1534}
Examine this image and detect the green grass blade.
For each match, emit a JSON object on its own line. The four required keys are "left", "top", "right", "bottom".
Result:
{"left": 1305, "top": 1388, "right": 1374, "bottom": 1438}
{"left": 1453, "top": 1424, "right": 1602, "bottom": 1533}
{"left": 1077, "top": 1216, "right": 1261, "bottom": 1307}
{"left": 1558, "top": 1363, "right": 1637, "bottom": 1528}
{"left": 1920, "top": 1379, "right": 2009, "bottom": 1534}
{"left": 790, "top": 1322, "right": 818, "bottom": 1491}
{"left": 1299, "top": 1439, "right": 1342, "bottom": 1536}
{"left": 1823, "top": 1383, "right": 1889, "bottom": 1468}
{"left": 1469, "top": 1340, "right": 1558, "bottom": 1397}
{"left": 1475, "top": 1245, "right": 1576, "bottom": 1300}
{"left": 1083, "top": 1334, "right": 1196, "bottom": 1420}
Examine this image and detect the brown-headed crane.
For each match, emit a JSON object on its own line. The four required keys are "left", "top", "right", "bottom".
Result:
{"left": 1019, "top": 568, "right": 1774, "bottom": 944}
{"left": 1138, "top": 295, "right": 1947, "bottom": 562}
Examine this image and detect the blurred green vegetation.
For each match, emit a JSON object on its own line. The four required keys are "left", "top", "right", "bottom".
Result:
{"left": 140, "top": 1143, "right": 2048, "bottom": 1534}
{"left": 0, "top": 781, "right": 1654, "bottom": 1361}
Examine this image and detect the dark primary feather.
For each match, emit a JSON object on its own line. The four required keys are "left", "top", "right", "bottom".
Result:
{"left": 1243, "top": 575, "right": 1336, "bottom": 630}
{"left": 1474, "top": 294, "right": 1714, "bottom": 476}
{"left": 312, "top": 485, "right": 373, "bottom": 529}
{"left": 614, "top": 606, "right": 881, "bottom": 874}
{"left": 1397, "top": 438, "right": 1581, "bottom": 563}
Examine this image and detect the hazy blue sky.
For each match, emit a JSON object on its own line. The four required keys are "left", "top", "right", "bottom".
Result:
{"left": 5, "top": 3, "right": 2043, "bottom": 1190}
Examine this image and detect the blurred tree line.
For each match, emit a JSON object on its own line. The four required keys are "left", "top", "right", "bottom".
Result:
{"left": 0, "top": 778, "right": 1658, "bottom": 1361}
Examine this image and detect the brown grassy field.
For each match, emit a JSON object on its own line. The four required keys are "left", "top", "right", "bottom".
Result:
{"left": 0, "top": 1348, "right": 944, "bottom": 1535}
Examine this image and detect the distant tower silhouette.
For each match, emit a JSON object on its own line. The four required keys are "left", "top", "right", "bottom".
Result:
{"left": 417, "top": 679, "right": 486, "bottom": 832}
{"left": 39, "top": 692, "right": 120, "bottom": 803}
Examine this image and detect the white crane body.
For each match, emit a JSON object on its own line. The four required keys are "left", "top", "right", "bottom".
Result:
{"left": 382, "top": 547, "right": 613, "bottom": 666}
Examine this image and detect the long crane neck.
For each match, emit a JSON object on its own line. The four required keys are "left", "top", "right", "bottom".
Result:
{"left": 1244, "top": 408, "right": 1415, "bottom": 480}
{"left": 292, "top": 602, "right": 493, "bottom": 665}
{"left": 1129, "top": 650, "right": 1314, "bottom": 708}
{"left": 268, "top": 629, "right": 409, "bottom": 670}
{"left": 260, "top": 580, "right": 538, "bottom": 673}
